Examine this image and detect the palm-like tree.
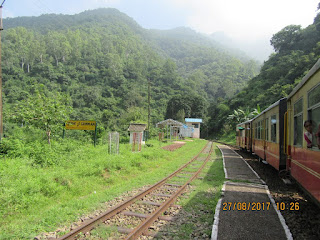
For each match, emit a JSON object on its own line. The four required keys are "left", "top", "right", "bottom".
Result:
{"left": 250, "top": 104, "right": 261, "bottom": 117}
{"left": 228, "top": 104, "right": 261, "bottom": 124}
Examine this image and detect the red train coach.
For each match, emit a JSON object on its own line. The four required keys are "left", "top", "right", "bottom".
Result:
{"left": 286, "top": 59, "right": 320, "bottom": 202}
{"left": 236, "top": 58, "right": 320, "bottom": 203}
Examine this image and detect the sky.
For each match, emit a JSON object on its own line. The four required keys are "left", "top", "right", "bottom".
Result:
{"left": 2, "top": 0, "right": 319, "bottom": 43}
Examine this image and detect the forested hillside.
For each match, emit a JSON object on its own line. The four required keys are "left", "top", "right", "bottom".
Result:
{"left": 1, "top": 8, "right": 259, "bottom": 140}
{"left": 209, "top": 8, "right": 320, "bottom": 135}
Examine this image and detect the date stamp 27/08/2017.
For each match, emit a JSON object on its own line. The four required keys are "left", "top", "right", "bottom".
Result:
{"left": 222, "top": 202, "right": 300, "bottom": 211}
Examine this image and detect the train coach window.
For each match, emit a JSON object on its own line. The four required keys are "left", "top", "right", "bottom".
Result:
{"left": 271, "top": 115, "right": 277, "bottom": 142}
{"left": 308, "top": 84, "right": 320, "bottom": 150}
{"left": 258, "top": 121, "right": 261, "bottom": 139}
{"left": 294, "top": 98, "right": 303, "bottom": 146}
{"left": 308, "top": 83, "right": 320, "bottom": 108}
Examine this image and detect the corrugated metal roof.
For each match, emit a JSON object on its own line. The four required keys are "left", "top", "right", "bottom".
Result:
{"left": 156, "top": 119, "right": 184, "bottom": 128}
{"left": 128, "top": 123, "right": 146, "bottom": 132}
{"left": 185, "top": 118, "right": 203, "bottom": 123}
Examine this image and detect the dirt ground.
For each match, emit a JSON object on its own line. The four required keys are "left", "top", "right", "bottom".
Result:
{"left": 234, "top": 148, "right": 320, "bottom": 240}
{"left": 161, "top": 142, "right": 185, "bottom": 151}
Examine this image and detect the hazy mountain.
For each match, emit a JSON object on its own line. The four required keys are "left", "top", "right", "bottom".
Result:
{"left": 210, "top": 31, "right": 274, "bottom": 62}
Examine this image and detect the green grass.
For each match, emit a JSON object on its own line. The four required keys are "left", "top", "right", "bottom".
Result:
{"left": 88, "top": 225, "right": 120, "bottom": 239}
{"left": 0, "top": 138, "right": 207, "bottom": 239}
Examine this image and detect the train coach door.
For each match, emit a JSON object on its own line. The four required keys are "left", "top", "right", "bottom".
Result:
{"left": 245, "top": 122, "right": 251, "bottom": 150}
{"left": 265, "top": 118, "right": 269, "bottom": 155}
{"left": 263, "top": 118, "right": 267, "bottom": 158}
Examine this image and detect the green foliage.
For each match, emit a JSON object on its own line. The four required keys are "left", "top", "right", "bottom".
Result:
{"left": 2, "top": 9, "right": 260, "bottom": 141}
{"left": 8, "top": 83, "right": 72, "bottom": 144}
{"left": 270, "top": 25, "right": 302, "bottom": 52}
{"left": 165, "top": 94, "right": 208, "bottom": 120}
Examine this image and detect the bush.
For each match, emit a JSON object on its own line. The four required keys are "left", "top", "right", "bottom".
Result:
{"left": 0, "top": 138, "right": 25, "bottom": 157}
{"left": 0, "top": 138, "right": 13, "bottom": 155}
{"left": 120, "top": 135, "right": 130, "bottom": 144}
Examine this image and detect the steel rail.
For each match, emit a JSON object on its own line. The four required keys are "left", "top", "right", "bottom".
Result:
{"left": 58, "top": 141, "right": 210, "bottom": 240}
{"left": 125, "top": 142, "right": 213, "bottom": 239}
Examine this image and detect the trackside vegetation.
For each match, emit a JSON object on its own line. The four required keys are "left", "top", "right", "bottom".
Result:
{"left": 0, "top": 137, "right": 208, "bottom": 239}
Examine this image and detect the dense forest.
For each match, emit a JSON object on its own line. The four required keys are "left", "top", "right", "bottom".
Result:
{"left": 209, "top": 7, "right": 320, "bottom": 135}
{"left": 1, "top": 6, "right": 319, "bottom": 146}
{"left": 1, "top": 8, "right": 259, "bottom": 143}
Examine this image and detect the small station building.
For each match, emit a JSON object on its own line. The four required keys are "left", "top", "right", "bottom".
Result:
{"left": 185, "top": 118, "right": 202, "bottom": 138}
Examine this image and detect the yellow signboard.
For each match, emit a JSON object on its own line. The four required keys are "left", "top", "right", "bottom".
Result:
{"left": 65, "top": 120, "right": 96, "bottom": 130}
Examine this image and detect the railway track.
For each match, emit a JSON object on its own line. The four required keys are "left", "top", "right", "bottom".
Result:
{"left": 59, "top": 141, "right": 213, "bottom": 240}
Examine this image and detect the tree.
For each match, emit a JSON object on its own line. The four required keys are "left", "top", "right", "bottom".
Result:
{"left": 46, "top": 31, "right": 72, "bottom": 66}
{"left": 9, "top": 84, "right": 72, "bottom": 144}
{"left": 120, "top": 106, "right": 148, "bottom": 127}
{"left": 227, "top": 106, "right": 260, "bottom": 125}
{"left": 165, "top": 94, "right": 208, "bottom": 120}
{"left": 176, "top": 109, "right": 185, "bottom": 123}
{"left": 251, "top": 104, "right": 261, "bottom": 117}
{"left": 270, "top": 25, "right": 301, "bottom": 52}
{"left": 227, "top": 109, "right": 247, "bottom": 123}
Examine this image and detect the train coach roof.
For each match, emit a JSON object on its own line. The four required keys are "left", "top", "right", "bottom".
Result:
{"left": 287, "top": 58, "right": 320, "bottom": 99}
{"left": 236, "top": 119, "right": 252, "bottom": 126}
{"left": 251, "top": 98, "right": 286, "bottom": 121}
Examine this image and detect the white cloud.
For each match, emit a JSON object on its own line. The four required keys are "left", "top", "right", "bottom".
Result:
{"left": 166, "top": 0, "right": 319, "bottom": 41}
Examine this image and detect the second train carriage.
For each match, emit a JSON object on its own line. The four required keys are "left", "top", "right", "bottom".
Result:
{"left": 235, "top": 58, "right": 320, "bottom": 203}
{"left": 251, "top": 98, "right": 287, "bottom": 170}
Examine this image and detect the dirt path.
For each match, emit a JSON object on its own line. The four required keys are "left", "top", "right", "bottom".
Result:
{"left": 161, "top": 142, "right": 186, "bottom": 151}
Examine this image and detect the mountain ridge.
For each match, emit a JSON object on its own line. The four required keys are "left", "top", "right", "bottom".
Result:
{"left": 2, "top": 8, "right": 260, "bottom": 135}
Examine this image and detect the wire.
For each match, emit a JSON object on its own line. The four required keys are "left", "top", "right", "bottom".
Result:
{"left": 1, "top": 0, "right": 6, "bottom": 7}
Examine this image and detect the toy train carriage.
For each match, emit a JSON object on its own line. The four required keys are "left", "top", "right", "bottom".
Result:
{"left": 252, "top": 98, "right": 287, "bottom": 170}
{"left": 236, "top": 120, "right": 252, "bottom": 151}
{"left": 286, "top": 59, "right": 320, "bottom": 202}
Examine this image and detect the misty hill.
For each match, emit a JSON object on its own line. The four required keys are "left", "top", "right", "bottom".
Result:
{"left": 2, "top": 8, "right": 259, "bottom": 135}
{"left": 210, "top": 31, "right": 274, "bottom": 62}
{"left": 209, "top": 11, "right": 320, "bottom": 135}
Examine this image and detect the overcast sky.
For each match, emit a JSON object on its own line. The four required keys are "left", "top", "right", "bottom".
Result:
{"left": 2, "top": 0, "right": 319, "bottom": 41}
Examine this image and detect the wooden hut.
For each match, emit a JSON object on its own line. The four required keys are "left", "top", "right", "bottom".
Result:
{"left": 128, "top": 123, "right": 147, "bottom": 145}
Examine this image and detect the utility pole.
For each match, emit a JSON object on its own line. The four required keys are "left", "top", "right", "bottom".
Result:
{"left": 147, "top": 78, "right": 151, "bottom": 132}
{"left": 0, "top": 1, "right": 5, "bottom": 142}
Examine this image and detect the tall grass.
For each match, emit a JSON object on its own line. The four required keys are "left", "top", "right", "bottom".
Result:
{"left": 217, "top": 131, "right": 236, "bottom": 145}
{"left": 0, "top": 135, "right": 207, "bottom": 239}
